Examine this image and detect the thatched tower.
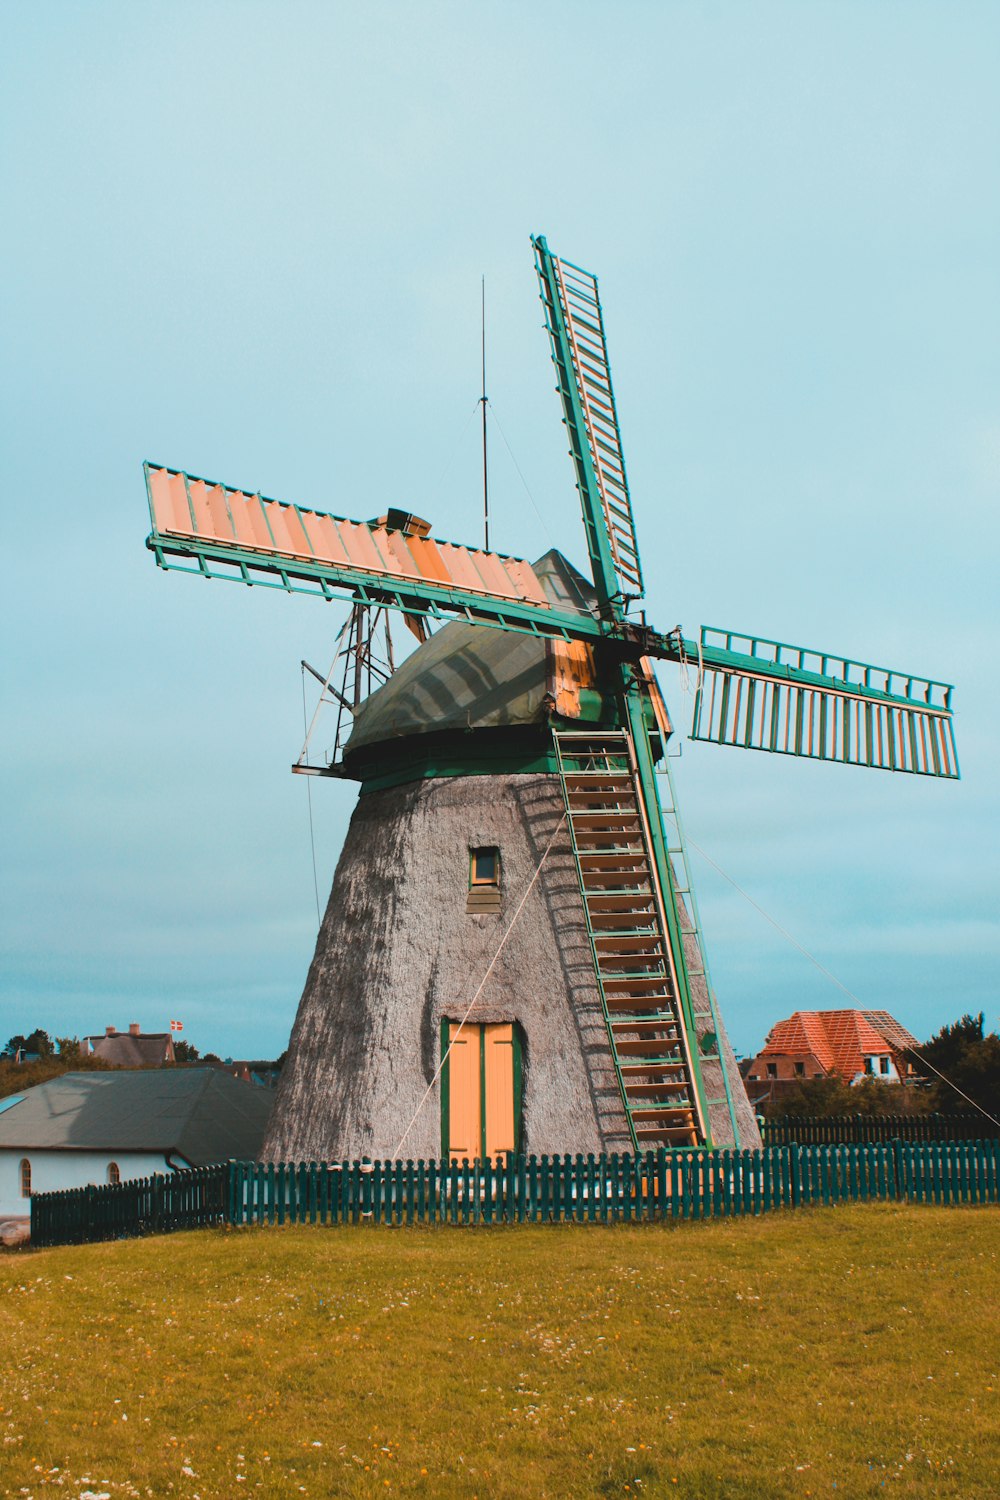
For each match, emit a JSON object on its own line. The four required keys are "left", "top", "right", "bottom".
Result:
{"left": 262, "top": 554, "right": 760, "bottom": 1163}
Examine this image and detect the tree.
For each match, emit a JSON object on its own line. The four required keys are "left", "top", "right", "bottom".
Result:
{"left": 172, "top": 1039, "right": 201, "bottom": 1063}
{"left": 912, "top": 1013, "right": 1000, "bottom": 1119}
{"left": 758, "top": 1074, "right": 937, "bottom": 1120}
{"left": 4, "top": 1029, "right": 54, "bottom": 1059}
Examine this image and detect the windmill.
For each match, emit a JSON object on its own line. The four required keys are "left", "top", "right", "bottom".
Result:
{"left": 142, "top": 235, "right": 958, "bottom": 1162}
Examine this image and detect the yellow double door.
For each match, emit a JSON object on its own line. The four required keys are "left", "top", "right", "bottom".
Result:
{"left": 442, "top": 1021, "right": 521, "bottom": 1161}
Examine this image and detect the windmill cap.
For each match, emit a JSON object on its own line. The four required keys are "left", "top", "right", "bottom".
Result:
{"left": 343, "top": 550, "right": 601, "bottom": 760}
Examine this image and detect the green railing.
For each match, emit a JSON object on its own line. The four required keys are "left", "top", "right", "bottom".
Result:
{"left": 29, "top": 1142, "right": 1000, "bottom": 1248}
{"left": 760, "top": 1113, "right": 994, "bottom": 1147}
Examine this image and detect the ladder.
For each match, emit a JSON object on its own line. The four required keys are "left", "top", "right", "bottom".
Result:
{"left": 553, "top": 730, "right": 704, "bottom": 1149}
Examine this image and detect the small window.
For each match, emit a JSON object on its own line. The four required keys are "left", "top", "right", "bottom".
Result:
{"left": 467, "top": 847, "right": 502, "bottom": 913}
{"left": 108, "top": 1162, "right": 121, "bottom": 1185}
{"left": 19, "top": 1158, "right": 31, "bottom": 1197}
{"left": 794, "top": 1061, "right": 805, "bottom": 1078}
{"left": 766, "top": 1063, "right": 777, "bottom": 1079}
{"left": 864, "top": 1056, "right": 875, "bottom": 1075}
{"left": 879, "top": 1056, "right": 891, "bottom": 1076}
{"left": 470, "top": 847, "right": 500, "bottom": 886}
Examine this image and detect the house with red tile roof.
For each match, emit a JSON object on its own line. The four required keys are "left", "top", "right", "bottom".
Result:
{"left": 743, "top": 1009, "right": 919, "bottom": 1103}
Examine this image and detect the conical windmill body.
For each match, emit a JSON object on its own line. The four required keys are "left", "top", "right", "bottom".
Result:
{"left": 143, "top": 236, "right": 958, "bottom": 1162}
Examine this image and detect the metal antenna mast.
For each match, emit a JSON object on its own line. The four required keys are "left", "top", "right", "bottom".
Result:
{"left": 480, "top": 275, "right": 489, "bottom": 550}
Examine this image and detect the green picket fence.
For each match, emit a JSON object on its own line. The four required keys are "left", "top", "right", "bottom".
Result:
{"left": 29, "top": 1141, "right": 1000, "bottom": 1247}
{"left": 30, "top": 1164, "right": 228, "bottom": 1247}
{"left": 761, "top": 1113, "right": 994, "bottom": 1147}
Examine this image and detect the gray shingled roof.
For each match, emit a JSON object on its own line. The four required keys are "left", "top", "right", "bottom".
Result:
{"left": 0, "top": 1069, "right": 273, "bottom": 1164}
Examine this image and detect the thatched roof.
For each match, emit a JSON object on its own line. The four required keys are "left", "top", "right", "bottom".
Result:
{"left": 83, "top": 1031, "right": 174, "bottom": 1068}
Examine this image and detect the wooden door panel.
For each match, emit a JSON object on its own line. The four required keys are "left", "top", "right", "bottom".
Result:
{"left": 447, "top": 1023, "right": 481, "bottom": 1161}
{"left": 484, "top": 1024, "right": 516, "bottom": 1158}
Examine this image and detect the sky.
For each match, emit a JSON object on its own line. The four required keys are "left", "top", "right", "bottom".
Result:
{"left": 2, "top": 1, "right": 998, "bottom": 1063}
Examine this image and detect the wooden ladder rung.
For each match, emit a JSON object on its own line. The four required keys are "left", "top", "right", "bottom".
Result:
{"left": 597, "top": 958, "right": 667, "bottom": 973}
{"left": 612, "top": 1024, "right": 680, "bottom": 1036}
{"left": 620, "top": 1062, "right": 686, "bottom": 1075}
{"left": 605, "top": 998, "right": 675, "bottom": 1015}
{"left": 574, "top": 842, "right": 646, "bottom": 857}
{"left": 625, "top": 1082, "right": 691, "bottom": 1098}
{"left": 600, "top": 976, "right": 670, "bottom": 989}
{"left": 595, "top": 936, "right": 666, "bottom": 953}
{"left": 583, "top": 892, "right": 657, "bottom": 906}
{"left": 630, "top": 1106, "right": 694, "bottom": 1122}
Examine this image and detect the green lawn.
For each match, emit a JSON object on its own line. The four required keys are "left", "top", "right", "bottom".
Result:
{"left": 2, "top": 1205, "right": 997, "bottom": 1499}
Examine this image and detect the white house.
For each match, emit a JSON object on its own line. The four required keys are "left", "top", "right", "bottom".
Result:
{"left": 0, "top": 1068, "right": 274, "bottom": 1221}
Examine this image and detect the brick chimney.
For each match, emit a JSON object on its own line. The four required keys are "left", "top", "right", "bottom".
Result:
{"left": 129, "top": 1022, "right": 141, "bottom": 1036}
{"left": 106, "top": 1025, "right": 117, "bottom": 1036}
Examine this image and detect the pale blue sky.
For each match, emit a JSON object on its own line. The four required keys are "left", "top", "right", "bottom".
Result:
{"left": 2, "top": 2, "right": 997, "bottom": 1060}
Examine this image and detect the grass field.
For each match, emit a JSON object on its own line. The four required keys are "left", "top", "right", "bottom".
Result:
{"left": 2, "top": 1205, "right": 997, "bottom": 1499}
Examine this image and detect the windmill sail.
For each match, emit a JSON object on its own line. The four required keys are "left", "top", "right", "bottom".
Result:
{"left": 144, "top": 463, "right": 600, "bottom": 645}
{"left": 533, "top": 237, "right": 644, "bottom": 604}
{"left": 689, "top": 626, "right": 958, "bottom": 778}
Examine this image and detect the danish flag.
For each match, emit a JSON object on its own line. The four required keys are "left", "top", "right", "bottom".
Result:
{"left": 170, "top": 1020, "right": 183, "bottom": 1032}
